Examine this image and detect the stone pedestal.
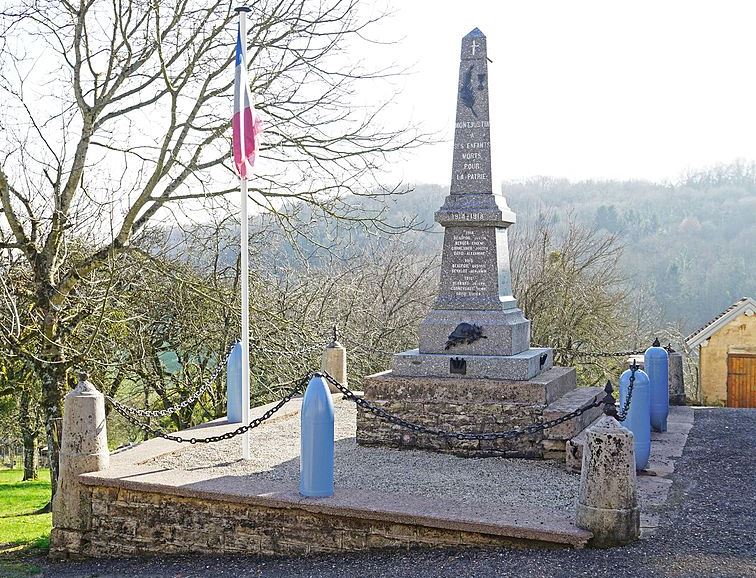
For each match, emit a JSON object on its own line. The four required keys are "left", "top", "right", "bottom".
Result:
{"left": 51, "top": 376, "right": 110, "bottom": 558}
{"left": 668, "top": 351, "right": 686, "bottom": 405}
{"left": 575, "top": 417, "right": 640, "bottom": 547}
{"left": 356, "top": 368, "right": 578, "bottom": 457}
{"left": 322, "top": 340, "right": 347, "bottom": 394}
{"left": 392, "top": 347, "right": 553, "bottom": 381}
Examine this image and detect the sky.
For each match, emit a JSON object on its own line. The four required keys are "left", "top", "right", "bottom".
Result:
{"left": 371, "top": 0, "right": 756, "bottom": 185}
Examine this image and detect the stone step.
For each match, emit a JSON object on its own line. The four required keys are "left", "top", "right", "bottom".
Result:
{"left": 543, "top": 386, "right": 604, "bottom": 441}
{"left": 392, "top": 347, "right": 553, "bottom": 381}
{"left": 565, "top": 415, "right": 603, "bottom": 473}
{"left": 566, "top": 406, "right": 694, "bottom": 475}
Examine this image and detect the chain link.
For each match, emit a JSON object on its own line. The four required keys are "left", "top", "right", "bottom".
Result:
{"left": 319, "top": 371, "right": 603, "bottom": 441}
{"left": 615, "top": 363, "right": 638, "bottom": 422}
{"left": 105, "top": 342, "right": 237, "bottom": 418}
{"left": 104, "top": 334, "right": 647, "bottom": 445}
{"left": 250, "top": 341, "right": 325, "bottom": 356}
{"left": 531, "top": 340, "right": 649, "bottom": 359}
{"left": 107, "top": 374, "right": 308, "bottom": 443}
{"left": 548, "top": 347, "right": 646, "bottom": 358}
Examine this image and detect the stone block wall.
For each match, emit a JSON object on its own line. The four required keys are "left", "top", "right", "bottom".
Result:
{"left": 50, "top": 485, "right": 564, "bottom": 559}
{"left": 357, "top": 400, "right": 545, "bottom": 458}
{"left": 356, "top": 368, "right": 580, "bottom": 458}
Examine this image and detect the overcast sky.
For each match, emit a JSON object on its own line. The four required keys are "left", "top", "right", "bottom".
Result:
{"left": 373, "top": 0, "right": 756, "bottom": 185}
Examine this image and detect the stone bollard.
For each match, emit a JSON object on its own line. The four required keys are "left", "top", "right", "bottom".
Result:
{"left": 575, "top": 416, "right": 640, "bottom": 547}
{"left": 322, "top": 327, "right": 347, "bottom": 394}
{"left": 668, "top": 349, "right": 686, "bottom": 405}
{"left": 51, "top": 373, "right": 109, "bottom": 556}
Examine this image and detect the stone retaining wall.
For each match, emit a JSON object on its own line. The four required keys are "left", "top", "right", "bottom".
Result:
{"left": 50, "top": 485, "right": 565, "bottom": 559}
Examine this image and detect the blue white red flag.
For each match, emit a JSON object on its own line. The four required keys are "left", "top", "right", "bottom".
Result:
{"left": 233, "top": 25, "right": 261, "bottom": 178}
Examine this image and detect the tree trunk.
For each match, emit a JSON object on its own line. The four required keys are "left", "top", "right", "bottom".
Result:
{"left": 22, "top": 432, "right": 38, "bottom": 481}
{"left": 41, "top": 366, "right": 66, "bottom": 502}
{"left": 34, "top": 296, "right": 69, "bottom": 503}
{"left": 19, "top": 389, "right": 39, "bottom": 481}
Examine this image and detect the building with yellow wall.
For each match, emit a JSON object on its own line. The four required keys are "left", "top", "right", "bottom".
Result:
{"left": 685, "top": 297, "right": 756, "bottom": 407}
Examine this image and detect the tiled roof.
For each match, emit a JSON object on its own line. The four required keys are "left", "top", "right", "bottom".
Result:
{"left": 685, "top": 297, "right": 756, "bottom": 348}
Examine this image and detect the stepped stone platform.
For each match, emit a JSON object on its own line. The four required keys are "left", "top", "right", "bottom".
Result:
{"left": 52, "top": 395, "right": 595, "bottom": 559}
{"left": 357, "top": 370, "right": 604, "bottom": 459}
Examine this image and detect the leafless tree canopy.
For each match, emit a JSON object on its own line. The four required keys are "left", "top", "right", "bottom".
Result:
{"left": 0, "top": 0, "right": 425, "bottom": 499}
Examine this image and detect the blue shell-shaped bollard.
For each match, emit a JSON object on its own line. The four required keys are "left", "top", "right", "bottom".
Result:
{"left": 645, "top": 344, "right": 669, "bottom": 432}
{"left": 619, "top": 366, "right": 651, "bottom": 470}
{"left": 226, "top": 342, "right": 243, "bottom": 423}
{"left": 300, "top": 375, "right": 334, "bottom": 497}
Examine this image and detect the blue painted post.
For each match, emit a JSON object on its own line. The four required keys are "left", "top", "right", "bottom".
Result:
{"left": 645, "top": 339, "right": 669, "bottom": 432}
{"left": 619, "top": 364, "right": 651, "bottom": 470}
{"left": 300, "top": 375, "right": 334, "bottom": 497}
{"left": 226, "top": 342, "right": 243, "bottom": 423}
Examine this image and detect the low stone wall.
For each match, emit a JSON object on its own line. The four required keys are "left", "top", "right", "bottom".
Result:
{"left": 356, "top": 368, "right": 580, "bottom": 458}
{"left": 51, "top": 484, "right": 567, "bottom": 559}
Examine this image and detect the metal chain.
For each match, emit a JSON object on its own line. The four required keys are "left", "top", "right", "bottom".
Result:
{"left": 336, "top": 334, "right": 400, "bottom": 357}
{"left": 546, "top": 347, "right": 646, "bottom": 358}
{"left": 319, "top": 371, "right": 603, "bottom": 441}
{"left": 105, "top": 342, "right": 236, "bottom": 418}
{"left": 615, "top": 363, "right": 638, "bottom": 422}
{"left": 570, "top": 349, "right": 646, "bottom": 358}
{"left": 251, "top": 343, "right": 324, "bottom": 356}
{"left": 106, "top": 374, "right": 308, "bottom": 443}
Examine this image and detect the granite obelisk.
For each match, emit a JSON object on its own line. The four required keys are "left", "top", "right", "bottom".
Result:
{"left": 417, "top": 27, "right": 530, "bottom": 359}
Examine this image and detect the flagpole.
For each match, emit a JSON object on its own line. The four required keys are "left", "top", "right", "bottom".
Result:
{"left": 240, "top": 176, "right": 250, "bottom": 460}
{"left": 236, "top": 4, "right": 252, "bottom": 460}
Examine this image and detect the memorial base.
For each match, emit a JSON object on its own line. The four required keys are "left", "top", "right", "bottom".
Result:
{"left": 392, "top": 348, "right": 553, "bottom": 381}
{"left": 355, "top": 368, "right": 605, "bottom": 458}
{"left": 418, "top": 308, "right": 531, "bottom": 356}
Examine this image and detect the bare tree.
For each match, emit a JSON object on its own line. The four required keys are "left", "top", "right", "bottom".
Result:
{"left": 510, "top": 213, "right": 634, "bottom": 385}
{"left": 0, "top": 0, "right": 424, "bottom": 501}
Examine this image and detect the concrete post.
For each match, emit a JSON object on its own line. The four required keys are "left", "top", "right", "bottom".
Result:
{"left": 51, "top": 373, "right": 109, "bottom": 555}
{"left": 322, "top": 328, "right": 347, "bottom": 394}
{"left": 668, "top": 350, "right": 686, "bottom": 405}
{"left": 575, "top": 416, "right": 640, "bottom": 547}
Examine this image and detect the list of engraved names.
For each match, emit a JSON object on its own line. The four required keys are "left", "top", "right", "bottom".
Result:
{"left": 448, "top": 228, "right": 491, "bottom": 297}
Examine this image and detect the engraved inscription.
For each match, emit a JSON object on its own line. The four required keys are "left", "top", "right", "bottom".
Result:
{"left": 453, "top": 140, "right": 490, "bottom": 182}
{"left": 446, "top": 228, "right": 492, "bottom": 297}
{"left": 443, "top": 212, "right": 485, "bottom": 222}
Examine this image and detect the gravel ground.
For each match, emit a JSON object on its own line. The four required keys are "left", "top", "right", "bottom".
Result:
{"left": 35, "top": 408, "right": 756, "bottom": 578}
{"left": 144, "top": 399, "right": 581, "bottom": 511}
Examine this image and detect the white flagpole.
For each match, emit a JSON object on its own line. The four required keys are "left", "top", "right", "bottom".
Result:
{"left": 236, "top": 5, "right": 252, "bottom": 460}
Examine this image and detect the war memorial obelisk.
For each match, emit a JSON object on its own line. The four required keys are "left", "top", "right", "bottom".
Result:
{"left": 356, "top": 29, "right": 602, "bottom": 458}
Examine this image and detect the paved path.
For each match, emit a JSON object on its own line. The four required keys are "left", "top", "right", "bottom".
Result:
{"left": 36, "top": 408, "right": 756, "bottom": 578}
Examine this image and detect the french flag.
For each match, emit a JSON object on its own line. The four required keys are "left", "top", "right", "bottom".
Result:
{"left": 232, "top": 25, "right": 261, "bottom": 179}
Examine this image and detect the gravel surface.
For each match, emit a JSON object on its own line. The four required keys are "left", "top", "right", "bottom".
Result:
{"left": 35, "top": 408, "right": 756, "bottom": 578}
{"left": 144, "top": 399, "right": 581, "bottom": 511}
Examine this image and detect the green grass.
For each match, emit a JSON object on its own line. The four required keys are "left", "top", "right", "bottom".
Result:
{"left": 0, "top": 560, "right": 42, "bottom": 577}
{"left": 0, "top": 469, "right": 52, "bottom": 555}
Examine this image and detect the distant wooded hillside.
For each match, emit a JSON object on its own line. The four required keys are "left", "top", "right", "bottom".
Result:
{"left": 379, "top": 162, "right": 755, "bottom": 333}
